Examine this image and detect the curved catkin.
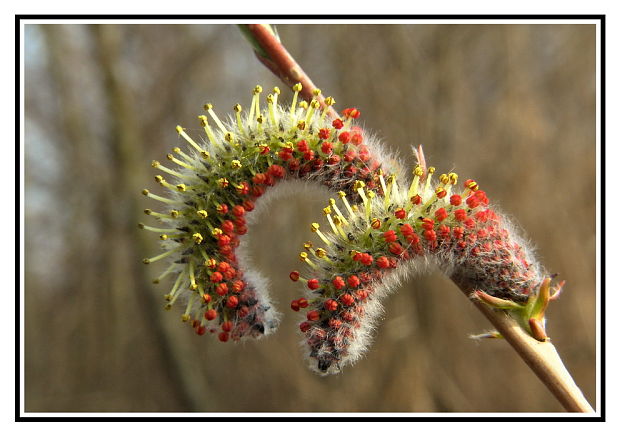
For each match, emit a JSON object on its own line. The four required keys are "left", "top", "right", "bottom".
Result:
{"left": 141, "top": 84, "right": 554, "bottom": 374}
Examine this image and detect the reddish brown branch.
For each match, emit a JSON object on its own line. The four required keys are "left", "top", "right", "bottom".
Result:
{"left": 243, "top": 24, "right": 339, "bottom": 120}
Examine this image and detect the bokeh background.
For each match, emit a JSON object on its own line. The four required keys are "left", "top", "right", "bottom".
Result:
{"left": 24, "top": 23, "right": 597, "bottom": 413}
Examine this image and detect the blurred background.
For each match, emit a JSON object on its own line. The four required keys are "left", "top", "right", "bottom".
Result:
{"left": 24, "top": 23, "right": 596, "bottom": 413}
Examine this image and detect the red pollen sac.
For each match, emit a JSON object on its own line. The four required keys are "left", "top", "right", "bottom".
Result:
{"left": 328, "top": 155, "right": 341, "bottom": 165}
{"left": 307, "top": 310, "right": 320, "bottom": 321}
{"left": 205, "top": 309, "right": 217, "bottom": 321}
{"left": 351, "top": 133, "right": 363, "bottom": 146}
{"left": 232, "top": 205, "right": 245, "bottom": 217}
{"left": 389, "top": 242, "right": 405, "bottom": 256}
{"left": 288, "top": 158, "right": 301, "bottom": 171}
{"left": 383, "top": 230, "right": 398, "bottom": 243}
{"left": 328, "top": 318, "right": 342, "bottom": 329}
{"left": 424, "top": 230, "right": 437, "bottom": 241}
{"left": 232, "top": 280, "right": 245, "bottom": 293}
{"left": 324, "top": 299, "right": 338, "bottom": 311}
{"left": 342, "top": 108, "right": 361, "bottom": 119}
{"left": 344, "top": 149, "right": 357, "bottom": 162}
{"left": 360, "top": 253, "right": 373, "bottom": 266}
{"left": 291, "top": 300, "right": 300, "bottom": 311}
{"left": 454, "top": 209, "right": 467, "bottom": 222}
{"left": 308, "top": 278, "right": 320, "bottom": 290}
{"left": 435, "top": 208, "right": 448, "bottom": 222}
{"left": 289, "top": 271, "right": 300, "bottom": 282}
{"left": 259, "top": 144, "right": 270, "bottom": 155}
{"left": 278, "top": 148, "right": 293, "bottom": 161}
{"left": 242, "top": 200, "right": 255, "bottom": 212}
{"left": 453, "top": 226, "right": 464, "bottom": 240}
{"left": 210, "top": 272, "right": 223, "bottom": 283}
{"left": 303, "top": 150, "right": 315, "bottom": 161}
{"left": 217, "top": 262, "right": 231, "bottom": 273}
{"left": 217, "top": 204, "right": 229, "bottom": 215}
{"left": 332, "top": 118, "right": 344, "bottom": 129}
{"left": 298, "top": 298, "right": 309, "bottom": 308}
{"left": 319, "top": 128, "right": 331, "bottom": 139}
{"left": 347, "top": 275, "right": 361, "bottom": 288}
{"left": 221, "top": 321, "right": 233, "bottom": 332}
{"left": 215, "top": 283, "right": 229, "bottom": 296}
{"left": 226, "top": 296, "right": 239, "bottom": 308}
{"left": 450, "top": 194, "right": 462, "bottom": 206}
{"left": 196, "top": 325, "right": 206, "bottom": 336}
{"left": 421, "top": 218, "right": 435, "bottom": 230}
{"left": 221, "top": 220, "right": 235, "bottom": 234}
{"left": 268, "top": 164, "right": 286, "bottom": 179}
{"left": 438, "top": 224, "right": 451, "bottom": 238}
{"left": 466, "top": 195, "right": 480, "bottom": 209}
{"left": 218, "top": 332, "right": 229, "bottom": 342}
{"left": 332, "top": 276, "right": 346, "bottom": 290}
{"left": 395, "top": 208, "right": 407, "bottom": 219}
{"left": 321, "top": 141, "right": 333, "bottom": 154}
{"left": 400, "top": 223, "right": 414, "bottom": 235}
{"left": 236, "top": 181, "right": 250, "bottom": 195}
{"left": 300, "top": 321, "right": 311, "bottom": 332}
{"left": 410, "top": 195, "right": 422, "bottom": 205}
{"left": 338, "top": 131, "right": 352, "bottom": 144}
{"left": 464, "top": 218, "right": 476, "bottom": 229}
{"left": 376, "top": 256, "right": 390, "bottom": 269}
{"left": 296, "top": 139, "right": 309, "bottom": 152}
{"left": 339, "top": 293, "right": 355, "bottom": 306}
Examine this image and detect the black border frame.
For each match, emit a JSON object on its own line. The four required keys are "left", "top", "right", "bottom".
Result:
{"left": 15, "top": 14, "right": 606, "bottom": 422}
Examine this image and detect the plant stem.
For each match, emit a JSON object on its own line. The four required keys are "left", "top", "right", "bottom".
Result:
{"left": 240, "top": 23, "right": 595, "bottom": 413}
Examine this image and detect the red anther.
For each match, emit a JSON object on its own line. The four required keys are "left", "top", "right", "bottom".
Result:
{"left": 450, "top": 194, "right": 462, "bottom": 206}
{"left": 296, "top": 139, "right": 309, "bottom": 152}
{"left": 289, "top": 271, "right": 300, "bottom": 282}
{"left": 268, "top": 164, "right": 285, "bottom": 179}
{"left": 299, "top": 321, "right": 312, "bottom": 332}
{"left": 236, "top": 225, "right": 247, "bottom": 235}
{"left": 454, "top": 209, "right": 467, "bottom": 222}
{"left": 251, "top": 185, "right": 265, "bottom": 197}
{"left": 242, "top": 200, "right": 255, "bottom": 212}
{"left": 438, "top": 224, "right": 451, "bottom": 238}
{"left": 423, "top": 230, "right": 437, "bottom": 241}
{"left": 252, "top": 173, "right": 266, "bottom": 185}
{"left": 400, "top": 223, "right": 414, "bottom": 235}
{"left": 475, "top": 210, "right": 489, "bottom": 223}
{"left": 466, "top": 195, "right": 480, "bottom": 209}
{"left": 215, "top": 283, "right": 228, "bottom": 296}
{"left": 203, "top": 293, "right": 212, "bottom": 303}
{"left": 360, "top": 253, "right": 373, "bottom": 266}
{"left": 347, "top": 275, "right": 361, "bottom": 288}
{"left": 464, "top": 179, "right": 479, "bottom": 191}
{"left": 358, "top": 147, "right": 370, "bottom": 162}
{"left": 196, "top": 325, "right": 207, "bottom": 336}
{"left": 351, "top": 133, "right": 363, "bottom": 146}
{"left": 205, "top": 309, "right": 217, "bottom": 321}
{"left": 421, "top": 218, "right": 435, "bottom": 230}
{"left": 342, "top": 108, "right": 361, "bottom": 119}
{"left": 298, "top": 298, "right": 308, "bottom": 308}
{"left": 210, "top": 271, "right": 223, "bottom": 283}
{"left": 389, "top": 242, "right": 404, "bottom": 255}
{"left": 328, "top": 155, "right": 341, "bottom": 165}
{"left": 436, "top": 188, "right": 447, "bottom": 199}
{"left": 308, "top": 278, "right": 320, "bottom": 290}
{"left": 405, "top": 232, "right": 420, "bottom": 245}
{"left": 383, "top": 230, "right": 398, "bottom": 242}
{"left": 342, "top": 311, "right": 355, "bottom": 322}
{"left": 464, "top": 218, "right": 476, "bottom": 229}
{"left": 226, "top": 295, "right": 239, "bottom": 308}
{"left": 223, "top": 268, "right": 236, "bottom": 280}
{"left": 328, "top": 318, "right": 342, "bottom": 329}
{"left": 321, "top": 141, "right": 333, "bottom": 154}
{"left": 354, "top": 289, "right": 368, "bottom": 301}
{"left": 457, "top": 241, "right": 467, "bottom": 249}
{"left": 307, "top": 310, "right": 320, "bottom": 321}
{"left": 259, "top": 144, "right": 270, "bottom": 155}
{"left": 303, "top": 149, "right": 315, "bottom": 161}
{"left": 339, "top": 293, "right": 355, "bottom": 306}
{"left": 232, "top": 205, "right": 245, "bottom": 217}
{"left": 324, "top": 299, "right": 339, "bottom": 311}
{"left": 371, "top": 218, "right": 382, "bottom": 229}
{"left": 291, "top": 300, "right": 300, "bottom": 311}
{"left": 471, "top": 247, "right": 480, "bottom": 257}
{"left": 332, "top": 118, "right": 344, "bottom": 129}
{"left": 236, "top": 181, "right": 250, "bottom": 195}
{"left": 217, "top": 235, "right": 231, "bottom": 247}
{"left": 217, "top": 262, "right": 231, "bottom": 273}
{"left": 288, "top": 158, "right": 301, "bottom": 171}
{"left": 477, "top": 228, "right": 488, "bottom": 239}
{"left": 395, "top": 208, "right": 407, "bottom": 219}
{"left": 410, "top": 194, "right": 422, "bottom": 205}
{"left": 218, "top": 332, "right": 229, "bottom": 342}
{"left": 221, "top": 220, "right": 235, "bottom": 234}
{"left": 221, "top": 321, "right": 233, "bottom": 332}
{"left": 278, "top": 148, "right": 293, "bottom": 161}
{"left": 237, "top": 306, "right": 249, "bottom": 318}
{"left": 344, "top": 149, "right": 357, "bottom": 162}
{"left": 352, "top": 252, "right": 363, "bottom": 262}
{"left": 217, "top": 204, "right": 229, "bottom": 215}
{"left": 435, "top": 208, "right": 448, "bottom": 222}
{"left": 338, "top": 131, "right": 352, "bottom": 144}
{"left": 232, "top": 280, "right": 245, "bottom": 293}
{"left": 376, "top": 256, "right": 390, "bottom": 269}
{"left": 319, "top": 128, "right": 331, "bottom": 139}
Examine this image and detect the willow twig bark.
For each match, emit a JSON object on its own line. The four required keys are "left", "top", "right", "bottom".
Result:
{"left": 239, "top": 23, "right": 594, "bottom": 414}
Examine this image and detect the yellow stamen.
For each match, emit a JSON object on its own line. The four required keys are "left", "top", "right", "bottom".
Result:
{"left": 310, "top": 222, "right": 332, "bottom": 247}
{"left": 299, "top": 251, "right": 317, "bottom": 268}
{"left": 197, "top": 115, "right": 218, "bottom": 146}
{"left": 175, "top": 126, "right": 206, "bottom": 155}
{"left": 152, "top": 263, "right": 176, "bottom": 284}
{"left": 166, "top": 153, "right": 198, "bottom": 171}
{"left": 152, "top": 160, "right": 184, "bottom": 179}
{"left": 329, "top": 198, "right": 349, "bottom": 226}
{"left": 143, "top": 245, "right": 182, "bottom": 264}
{"left": 204, "top": 103, "right": 227, "bottom": 133}
{"left": 233, "top": 104, "right": 245, "bottom": 133}
{"left": 142, "top": 189, "right": 177, "bottom": 205}
{"left": 321, "top": 96, "right": 335, "bottom": 121}
{"left": 192, "top": 233, "right": 203, "bottom": 244}
{"left": 338, "top": 191, "right": 356, "bottom": 218}
{"left": 197, "top": 210, "right": 208, "bottom": 219}
{"left": 290, "top": 83, "right": 302, "bottom": 120}
{"left": 188, "top": 259, "right": 198, "bottom": 290}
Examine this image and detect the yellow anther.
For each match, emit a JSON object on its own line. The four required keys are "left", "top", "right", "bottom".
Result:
{"left": 160, "top": 234, "right": 168, "bottom": 241}
{"left": 323, "top": 206, "right": 332, "bottom": 215}
{"left": 354, "top": 180, "right": 366, "bottom": 190}
{"left": 205, "top": 258, "right": 217, "bottom": 269}
{"left": 217, "top": 178, "right": 229, "bottom": 187}
{"left": 304, "top": 241, "right": 313, "bottom": 250}
{"left": 154, "top": 175, "right": 164, "bottom": 184}
{"left": 144, "top": 209, "right": 152, "bottom": 215}
{"left": 181, "top": 314, "right": 191, "bottom": 322}
{"left": 170, "top": 210, "right": 180, "bottom": 218}
{"left": 211, "top": 228, "right": 223, "bottom": 237}
{"left": 297, "top": 121, "right": 306, "bottom": 130}
{"left": 313, "top": 88, "right": 321, "bottom": 96}
{"left": 166, "top": 154, "right": 174, "bottom": 161}
{"left": 253, "top": 85, "right": 263, "bottom": 94}
{"left": 352, "top": 205, "right": 359, "bottom": 212}
{"left": 231, "top": 160, "right": 242, "bottom": 169}
{"left": 233, "top": 104, "right": 242, "bottom": 113}
{"left": 224, "top": 132, "right": 234, "bottom": 143}
{"left": 256, "top": 115, "right": 264, "bottom": 124}
{"left": 293, "top": 83, "right": 302, "bottom": 92}
{"left": 310, "top": 223, "right": 320, "bottom": 232}
{"left": 192, "top": 233, "right": 203, "bottom": 244}
{"left": 299, "top": 251, "right": 308, "bottom": 261}
{"left": 266, "top": 94, "right": 274, "bottom": 104}
{"left": 175, "top": 125, "right": 183, "bottom": 134}
{"left": 413, "top": 165, "right": 424, "bottom": 177}
{"left": 299, "top": 101, "right": 308, "bottom": 110}
{"left": 315, "top": 248, "right": 327, "bottom": 258}
{"left": 273, "top": 86, "right": 281, "bottom": 94}
{"left": 325, "top": 96, "right": 335, "bottom": 106}
{"left": 203, "top": 103, "right": 213, "bottom": 111}
{"left": 467, "top": 180, "right": 479, "bottom": 191}
{"left": 311, "top": 100, "right": 320, "bottom": 108}
{"left": 371, "top": 217, "right": 382, "bottom": 229}
{"left": 338, "top": 191, "right": 346, "bottom": 198}
{"left": 176, "top": 184, "right": 186, "bottom": 191}
{"left": 367, "top": 190, "right": 376, "bottom": 200}
{"left": 449, "top": 172, "right": 458, "bottom": 184}
{"left": 172, "top": 147, "right": 181, "bottom": 154}
{"left": 428, "top": 167, "right": 436, "bottom": 174}
{"left": 151, "top": 160, "right": 160, "bottom": 168}
{"left": 197, "top": 210, "right": 208, "bottom": 219}
{"left": 439, "top": 173, "right": 450, "bottom": 185}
